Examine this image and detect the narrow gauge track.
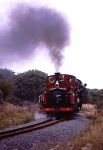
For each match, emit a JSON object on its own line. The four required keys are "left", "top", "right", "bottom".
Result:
{"left": 0, "top": 118, "right": 64, "bottom": 141}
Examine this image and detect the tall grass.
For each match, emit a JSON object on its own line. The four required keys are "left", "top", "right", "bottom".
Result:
{"left": 0, "top": 103, "right": 34, "bottom": 130}
{"left": 70, "top": 111, "right": 103, "bottom": 150}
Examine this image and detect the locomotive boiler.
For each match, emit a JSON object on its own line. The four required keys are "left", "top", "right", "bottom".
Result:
{"left": 39, "top": 72, "right": 86, "bottom": 116}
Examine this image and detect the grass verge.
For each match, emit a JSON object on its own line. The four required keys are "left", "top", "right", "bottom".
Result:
{"left": 0, "top": 103, "right": 34, "bottom": 130}
{"left": 70, "top": 112, "right": 103, "bottom": 150}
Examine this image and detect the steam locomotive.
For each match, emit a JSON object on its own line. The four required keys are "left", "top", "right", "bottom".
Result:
{"left": 39, "top": 72, "right": 87, "bottom": 116}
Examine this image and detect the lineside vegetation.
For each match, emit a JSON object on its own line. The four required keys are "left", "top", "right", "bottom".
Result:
{"left": 0, "top": 103, "right": 34, "bottom": 130}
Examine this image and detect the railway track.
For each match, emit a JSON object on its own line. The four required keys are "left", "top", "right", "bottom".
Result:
{"left": 0, "top": 118, "right": 64, "bottom": 141}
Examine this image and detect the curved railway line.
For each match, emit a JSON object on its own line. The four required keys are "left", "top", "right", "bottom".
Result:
{"left": 0, "top": 118, "right": 64, "bottom": 141}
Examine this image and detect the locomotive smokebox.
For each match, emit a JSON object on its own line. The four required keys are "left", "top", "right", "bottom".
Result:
{"left": 55, "top": 72, "right": 61, "bottom": 80}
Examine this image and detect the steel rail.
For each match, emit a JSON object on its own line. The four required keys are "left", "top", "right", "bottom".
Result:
{"left": 0, "top": 118, "right": 64, "bottom": 140}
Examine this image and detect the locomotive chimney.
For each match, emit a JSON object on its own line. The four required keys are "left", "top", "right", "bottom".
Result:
{"left": 55, "top": 72, "right": 60, "bottom": 80}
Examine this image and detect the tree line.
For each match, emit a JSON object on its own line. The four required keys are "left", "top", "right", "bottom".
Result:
{"left": 0, "top": 68, "right": 47, "bottom": 104}
{"left": 0, "top": 68, "right": 103, "bottom": 108}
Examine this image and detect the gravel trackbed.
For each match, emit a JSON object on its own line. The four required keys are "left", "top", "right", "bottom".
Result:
{"left": 0, "top": 115, "right": 89, "bottom": 150}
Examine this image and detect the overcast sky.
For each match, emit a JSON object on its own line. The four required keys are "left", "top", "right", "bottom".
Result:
{"left": 0, "top": 0, "right": 103, "bottom": 89}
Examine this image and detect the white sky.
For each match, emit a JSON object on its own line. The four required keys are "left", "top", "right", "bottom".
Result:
{"left": 0, "top": 0, "right": 103, "bottom": 89}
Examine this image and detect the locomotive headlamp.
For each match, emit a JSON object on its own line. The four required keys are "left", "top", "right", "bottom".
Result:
{"left": 77, "top": 98, "right": 80, "bottom": 103}
{"left": 55, "top": 80, "right": 59, "bottom": 88}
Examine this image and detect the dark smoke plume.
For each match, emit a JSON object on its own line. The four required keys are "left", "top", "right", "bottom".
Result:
{"left": 0, "top": 4, "right": 70, "bottom": 70}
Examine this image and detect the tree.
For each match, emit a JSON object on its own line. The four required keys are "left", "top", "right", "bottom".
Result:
{"left": 0, "top": 90, "right": 3, "bottom": 103}
{"left": 0, "top": 79, "right": 15, "bottom": 101}
{"left": 14, "top": 70, "right": 47, "bottom": 101}
{"left": 0, "top": 68, "right": 15, "bottom": 79}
